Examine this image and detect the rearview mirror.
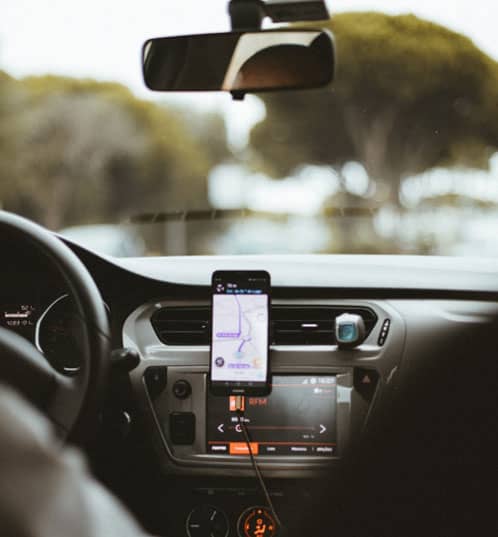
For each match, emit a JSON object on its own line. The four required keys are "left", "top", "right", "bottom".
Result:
{"left": 142, "top": 29, "right": 334, "bottom": 94}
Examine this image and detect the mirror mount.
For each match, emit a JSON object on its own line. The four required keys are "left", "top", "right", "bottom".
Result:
{"left": 228, "top": 1, "right": 265, "bottom": 99}
{"left": 229, "top": 0, "right": 266, "bottom": 31}
{"left": 229, "top": 0, "right": 330, "bottom": 31}
{"left": 227, "top": 1, "right": 330, "bottom": 100}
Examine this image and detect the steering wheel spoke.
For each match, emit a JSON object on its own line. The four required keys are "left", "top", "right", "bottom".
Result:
{"left": 47, "top": 372, "right": 86, "bottom": 438}
{"left": 0, "top": 327, "right": 57, "bottom": 410}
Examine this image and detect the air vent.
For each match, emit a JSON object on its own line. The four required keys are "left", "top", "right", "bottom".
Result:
{"left": 271, "top": 306, "right": 377, "bottom": 346}
{"left": 151, "top": 305, "right": 377, "bottom": 346}
{"left": 151, "top": 306, "right": 210, "bottom": 346}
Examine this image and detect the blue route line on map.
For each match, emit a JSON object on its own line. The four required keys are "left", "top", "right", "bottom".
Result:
{"left": 236, "top": 295, "right": 252, "bottom": 354}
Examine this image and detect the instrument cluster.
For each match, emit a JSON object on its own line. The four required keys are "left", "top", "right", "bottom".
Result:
{"left": 1, "top": 290, "right": 82, "bottom": 375}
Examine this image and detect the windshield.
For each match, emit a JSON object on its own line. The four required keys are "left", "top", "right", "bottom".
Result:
{"left": 1, "top": 0, "right": 497, "bottom": 257}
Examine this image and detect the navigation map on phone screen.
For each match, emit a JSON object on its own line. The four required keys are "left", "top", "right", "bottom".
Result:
{"left": 211, "top": 275, "right": 269, "bottom": 385}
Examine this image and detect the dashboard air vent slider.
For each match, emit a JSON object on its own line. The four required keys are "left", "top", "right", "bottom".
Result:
{"left": 151, "top": 306, "right": 210, "bottom": 346}
{"left": 272, "top": 306, "right": 376, "bottom": 346}
{"left": 151, "top": 305, "right": 377, "bottom": 346}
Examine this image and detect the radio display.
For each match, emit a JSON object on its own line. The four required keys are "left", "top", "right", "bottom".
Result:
{"left": 207, "top": 375, "right": 337, "bottom": 456}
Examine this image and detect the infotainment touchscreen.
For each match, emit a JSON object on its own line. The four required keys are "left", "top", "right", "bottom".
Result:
{"left": 207, "top": 375, "right": 337, "bottom": 456}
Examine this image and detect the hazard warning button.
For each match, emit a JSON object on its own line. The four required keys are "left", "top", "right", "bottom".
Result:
{"left": 354, "top": 368, "right": 379, "bottom": 401}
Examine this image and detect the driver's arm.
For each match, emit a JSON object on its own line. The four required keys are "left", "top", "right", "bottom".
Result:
{"left": 0, "top": 384, "right": 153, "bottom": 537}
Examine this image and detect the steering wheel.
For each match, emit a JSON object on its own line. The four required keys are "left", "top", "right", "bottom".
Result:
{"left": 0, "top": 211, "right": 111, "bottom": 441}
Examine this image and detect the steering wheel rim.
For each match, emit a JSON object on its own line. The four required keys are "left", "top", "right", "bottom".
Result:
{"left": 0, "top": 211, "right": 111, "bottom": 441}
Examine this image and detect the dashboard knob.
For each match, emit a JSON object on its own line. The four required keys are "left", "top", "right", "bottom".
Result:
{"left": 238, "top": 506, "right": 278, "bottom": 537}
{"left": 173, "top": 379, "right": 192, "bottom": 399}
{"left": 186, "top": 505, "right": 229, "bottom": 537}
{"left": 335, "top": 313, "right": 366, "bottom": 349}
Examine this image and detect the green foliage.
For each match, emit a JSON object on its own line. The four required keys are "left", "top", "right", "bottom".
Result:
{"left": 250, "top": 13, "right": 498, "bottom": 203}
{"left": 0, "top": 74, "right": 227, "bottom": 228}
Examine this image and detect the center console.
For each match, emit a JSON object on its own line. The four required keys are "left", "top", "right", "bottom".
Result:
{"left": 123, "top": 297, "right": 404, "bottom": 536}
{"left": 124, "top": 298, "right": 404, "bottom": 478}
{"left": 141, "top": 366, "right": 351, "bottom": 477}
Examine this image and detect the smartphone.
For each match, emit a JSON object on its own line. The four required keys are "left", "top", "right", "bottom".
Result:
{"left": 210, "top": 270, "right": 271, "bottom": 396}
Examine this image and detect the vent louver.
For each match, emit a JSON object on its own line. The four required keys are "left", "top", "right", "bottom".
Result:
{"left": 272, "top": 306, "right": 377, "bottom": 345}
{"left": 151, "top": 305, "right": 377, "bottom": 346}
{"left": 151, "top": 306, "right": 210, "bottom": 346}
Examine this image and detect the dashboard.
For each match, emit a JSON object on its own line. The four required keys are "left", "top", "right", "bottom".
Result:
{"left": 2, "top": 235, "right": 498, "bottom": 537}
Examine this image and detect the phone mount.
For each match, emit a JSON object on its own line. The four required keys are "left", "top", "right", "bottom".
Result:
{"left": 228, "top": 0, "right": 330, "bottom": 31}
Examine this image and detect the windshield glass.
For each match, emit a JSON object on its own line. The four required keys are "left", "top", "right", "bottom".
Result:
{"left": 1, "top": 0, "right": 497, "bottom": 257}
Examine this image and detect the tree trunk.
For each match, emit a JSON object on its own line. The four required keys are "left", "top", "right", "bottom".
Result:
{"left": 42, "top": 174, "right": 72, "bottom": 230}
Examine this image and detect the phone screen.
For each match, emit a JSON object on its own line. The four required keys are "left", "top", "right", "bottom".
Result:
{"left": 210, "top": 271, "right": 271, "bottom": 395}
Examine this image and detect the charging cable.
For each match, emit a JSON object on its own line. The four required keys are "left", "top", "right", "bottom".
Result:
{"left": 234, "top": 395, "right": 284, "bottom": 534}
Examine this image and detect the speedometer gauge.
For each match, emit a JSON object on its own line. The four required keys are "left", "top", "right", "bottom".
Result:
{"left": 36, "top": 295, "right": 82, "bottom": 375}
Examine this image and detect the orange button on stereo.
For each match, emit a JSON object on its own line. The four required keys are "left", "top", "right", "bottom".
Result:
{"left": 229, "top": 442, "right": 259, "bottom": 455}
{"left": 229, "top": 395, "right": 245, "bottom": 412}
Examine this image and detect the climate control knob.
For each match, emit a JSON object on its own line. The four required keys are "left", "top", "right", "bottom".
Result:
{"left": 238, "top": 506, "right": 278, "bottom": 537}
{"left": 173, "top": 379, "right": 192, "bottom": 399}
{"left": 186, "top": 505, "right": 229, "bottom": 537}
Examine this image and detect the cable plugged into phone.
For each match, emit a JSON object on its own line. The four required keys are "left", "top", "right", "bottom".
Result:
{"left": 234, "top": 395, "right": 285, "bottom": 536}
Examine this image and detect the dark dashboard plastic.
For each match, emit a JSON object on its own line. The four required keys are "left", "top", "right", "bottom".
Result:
{"left": 61, "top": 237, "right": 498, "bottom": 301}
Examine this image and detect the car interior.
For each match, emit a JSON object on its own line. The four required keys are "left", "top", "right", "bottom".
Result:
{"left": 0, "top": 1, "right": 497, "bottom": 537}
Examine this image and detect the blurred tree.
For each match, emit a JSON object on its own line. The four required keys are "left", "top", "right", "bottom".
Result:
{"left": 0, "top": 75, "right": 228, "bottom": 229}
{"left": 170, "top": 106, "right": 230, "bottom": 167}
{"left": 0, "top": 72, "right": 25, "bottom": 202}
{"left": 250, "top": 13, "right": 498, "bottom": 205}
{"left": 14, "top": 92, "right": 148, "bottom": 229}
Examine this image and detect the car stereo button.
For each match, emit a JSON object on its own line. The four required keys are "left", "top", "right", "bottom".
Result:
{"left": 229, "top": 442, "right": 259, "bottom": 455}
{"left": 170, "top": 412, "right": 195, "bottom": 445}
{"left": 315, "top": 446, "right": 335, "bottom": 455}
{"left": 208, "top": 444, "right": 228, "bottom": 454}
{"left": 378, "top": 319, "right": 391, "bottom": 346}
{"left": 290, "top": 446, "right": 309, "bottom": 454}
